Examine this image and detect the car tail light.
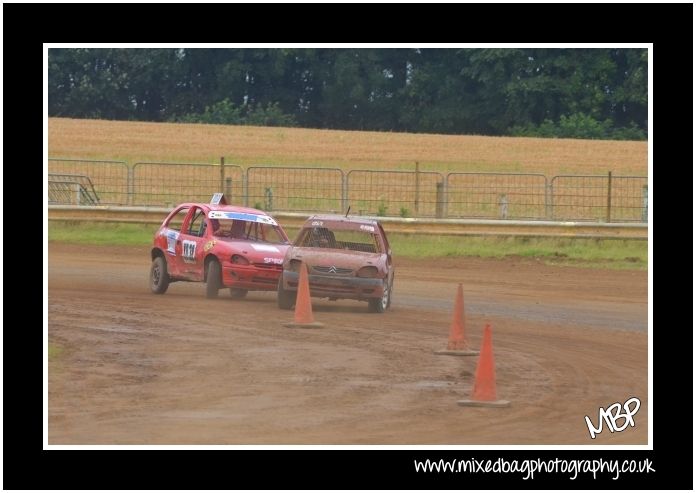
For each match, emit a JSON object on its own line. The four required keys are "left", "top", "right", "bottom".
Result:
{"left": 231, "top": 254, "right": 249, "bottom": 265}
{"left": 356, "top": 266, "right": 379, "bottom": 278}
{"left": 288, "top": 259, "right": 302, "bottom": 272}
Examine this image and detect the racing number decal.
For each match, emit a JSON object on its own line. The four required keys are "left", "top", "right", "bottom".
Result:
{"left": 182, "top": 240, "right": 197, "bottom": 263}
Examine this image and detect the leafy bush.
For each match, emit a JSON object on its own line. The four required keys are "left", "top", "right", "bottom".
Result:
{"left": 377, "top": 203, "right": 388, "bottom": 216}
{"left": 178, "top": 99, "right": 296, "bottom": 127}
{"left": 245, "top": 102, "right": 297, "bottom": 127}
{"left": 509, "top": 112, "right": 646, "bottom": 141}
{"left": 610, "top": 122, "right": 647, "bottom": 141}
{"left": 399, "top": 207, "right": 410, "bottom": 218}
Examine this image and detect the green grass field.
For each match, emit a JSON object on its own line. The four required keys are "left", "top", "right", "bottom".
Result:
{"left": 48, "top": 221, "right": 647, "bottom": 270}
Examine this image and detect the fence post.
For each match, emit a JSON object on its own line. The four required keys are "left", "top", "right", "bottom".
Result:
{"left": 606, "top": 171, "right": 612, "bottom": 223}
{"left": 435, "top": 181, "right": 445, "bottom": 218}
{"left": 243, "top": 168, "right": 249, "bottom": 207}
{"left": 220, "top": 156, "right": 225, "bottom": 193}
{"left": 545, "top": 179, "right": 553, "bottom": 220}
{"left": 341, "top": 172, "right": 348, "bottom": 213}
{"left": 499, "top": 194, "right": 509, "bottom": 219}
{"left": 127, "top": 165, "right": 134, "bottom": 205}
{"left": 264, "top": 187, "right": 273, "bottom": 211}
{"left": 642, "top": 184, "right": 648, "bottom": 222}
{"left": 225, "top": 177, "right": 233, "bottom": 201}
{"left": 414, "top": 161, "right": 420, "bottom": 216}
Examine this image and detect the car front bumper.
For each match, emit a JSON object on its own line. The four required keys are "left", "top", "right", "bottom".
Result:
{"left": 222, "top": 263, "right": 281, "bottom": 291}
{"left": 282, "top": 270, "right": 385, "bottom": 300}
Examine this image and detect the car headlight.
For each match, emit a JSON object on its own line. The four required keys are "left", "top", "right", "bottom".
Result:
{"left": 288, "top": 259, "right": 302, "bottom": 272}
{"left": 356, "top": 266, "right": 379, "bottom": 278}
{"left": 231, "top": 254, "right": 249, "bottom": 265}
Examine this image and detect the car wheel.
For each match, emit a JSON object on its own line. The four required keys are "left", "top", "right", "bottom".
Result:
{"left": 150, "top": 256, "right": 169, "bottom": 294}
{"left": 277, "top": 274, "right": 295, "bottom": 310}
{"left": 387, "top": 275, "right": 393, "bottom": 309}
{"left": 229, "top": 288, "right": 248, "bottom": 299}
{"left": 369, "top": 279, "right": 390, "bottom": 313}
{"left": 206, "top": 259, "right": 221, "bottom": 299}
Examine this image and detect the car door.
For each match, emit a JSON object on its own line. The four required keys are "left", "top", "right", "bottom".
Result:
{"left": 176, "top": 206, "right": 208, "bottom": 280}
{"left": 377, "top": 223, "right": 394, "bottom": 284}
{"left": 162, "top": 206, "right": 190, "bottom": 279}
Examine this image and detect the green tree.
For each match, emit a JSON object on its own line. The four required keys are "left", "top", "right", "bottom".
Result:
{"left": 48, "top": 47, "right": 647, "bottom": 140}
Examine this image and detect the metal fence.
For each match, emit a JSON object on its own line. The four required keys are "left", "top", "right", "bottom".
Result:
{"left": 247, "top": 166, "right": 344, "bottom": 213}
{"left": 48, "top": 173, "right": 100, "bottom": 205}
{"left": 132, "top": 161, "right": 244, "bottom": 207}
{"left": 446, "top": 173, "right": 548, "bottom": 220}
{"left": 550, "top": 174, "right": 648, "bottom": 222}
{"left": 347, "top": 170, "right": 444, "bottom": 217}
{"left": 48, "top": 158, "right": 128, "bottom": 205}
{"left": 46, "top": 158, "right": 648, "bottom": 222}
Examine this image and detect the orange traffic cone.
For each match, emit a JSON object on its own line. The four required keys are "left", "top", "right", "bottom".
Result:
{"left": 283, "top": 262, "right": 324, "bottom": 328}
{"left": 434, "top": 284, "right": 479, "bottom": 356}
{"left": 458, "top": 324, "right": 510, "bottom": 407}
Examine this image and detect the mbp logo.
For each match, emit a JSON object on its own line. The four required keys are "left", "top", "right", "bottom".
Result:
{"left": 584, "top": 397, "right": 641, "bottom": 439}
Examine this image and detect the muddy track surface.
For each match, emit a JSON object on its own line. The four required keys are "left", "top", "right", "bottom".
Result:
{"left": 48, "top": 244, "right": 648, "bottom": 445}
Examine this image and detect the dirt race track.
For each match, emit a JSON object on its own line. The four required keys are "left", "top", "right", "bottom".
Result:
{"left": 48, "top": 244, "right": 648, "bottom": 445}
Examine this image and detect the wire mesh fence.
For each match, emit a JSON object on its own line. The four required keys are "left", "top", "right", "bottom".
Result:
{"left": 550, "top": 175, "right": 647, "bottom": 222}
{"left": 47, "top": 158, "right": 647, "bottom": 223}
{"left": 346, "top": 170, "right": 444, "bottom": 217}
{"left": 48, "top": 173, "right": 100, "bottom": 205}
{"left": 132, "top": 162, "right": 244, "bottom": 207}
{"left": 446, "top": 173, "right": 548, "bottom": 220}
{"left": 47, "top": 159, "right": 128, "bottom": 205}
{"left": 610, "top": 176, "right": 649, "bottom": 222}
{"left": 246, "top": 167, "right": 344, "bottom": 213}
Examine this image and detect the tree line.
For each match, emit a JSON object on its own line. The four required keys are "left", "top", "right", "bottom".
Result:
{"left": 48, "top": 48, "right": 647, "bottom": 140}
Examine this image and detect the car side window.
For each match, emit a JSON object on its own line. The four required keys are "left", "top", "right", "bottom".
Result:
{"left": 165, "top": 207, "right": 189, "bottom": 232}
{"left": 378, "top": 223, "right": 390, "bottom": 253}
{"left": 187, "top": 208, "right": 207, "bottom": 237}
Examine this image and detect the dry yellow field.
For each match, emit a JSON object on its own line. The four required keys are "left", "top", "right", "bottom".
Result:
{"left": 48, "top": 118, "right": 647, "bottom": 176}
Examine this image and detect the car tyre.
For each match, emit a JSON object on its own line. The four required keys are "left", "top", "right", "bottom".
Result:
{"left": 229, "top": 288, "right": 248, "bottom": 299}
{"left": 150, "top": 256, "right": 169, "bottom": 294}
{"left": 206, "top": 259, "right": 221, "bottom": 299}
{"left": 369, "top": 279, "right": 390, "bottom": 313}
{"left": 386, "top": 275, "right": 393, "bottom": 309}
{"left": 277, "top": 274, "right": 295, "bottom": 310}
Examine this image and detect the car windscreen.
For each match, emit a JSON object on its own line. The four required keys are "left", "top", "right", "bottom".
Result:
{"left": 297, "top": 226, "right": 381, "bottom": 253}
{"left": 213, "top": 219, "right": 287, "bottom": 244}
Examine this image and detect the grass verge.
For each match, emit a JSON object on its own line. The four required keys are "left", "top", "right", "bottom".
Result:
{"left": 389, "top": 234, "right": 647, "bottom": 269}
{"left": 48, "top": 221, "right": 647, "bottom": 269}
{"left": 48, "top": 221, "right": 156, "bottom": 246}
{"left": 48, "top": 342, "right": 63, "bottom": 361}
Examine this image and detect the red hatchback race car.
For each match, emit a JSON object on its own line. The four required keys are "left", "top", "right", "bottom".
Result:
{"left": 150, "top": 201, "right": 290, "bottom": 298}
{"left": 278, "top": 215, "right": 394, "bottom": 312}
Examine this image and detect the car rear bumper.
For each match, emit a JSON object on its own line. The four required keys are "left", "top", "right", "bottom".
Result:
{"left": 222, "top": 264, "right": 281, "bottom": 291}
{"left": 281, "top": 270, "right": 384, "bottom": 300}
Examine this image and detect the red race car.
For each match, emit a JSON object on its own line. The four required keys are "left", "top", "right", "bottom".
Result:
{"left": 278, "top": 215, "right": 394, "bottom": 312}
{"left": 150, "top": 198, "right": 290, "bottom": 299}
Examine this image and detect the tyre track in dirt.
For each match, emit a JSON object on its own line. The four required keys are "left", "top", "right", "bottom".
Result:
{"left": 48, "top": 244, "right": 648, "bottom": 444}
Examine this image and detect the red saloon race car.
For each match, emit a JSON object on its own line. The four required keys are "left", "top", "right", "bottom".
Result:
{"left": 278, "top": 215, "right": 394, "bottom": 313}
{"left": 150, "top": 200, "right": 290, "bottom": 298}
